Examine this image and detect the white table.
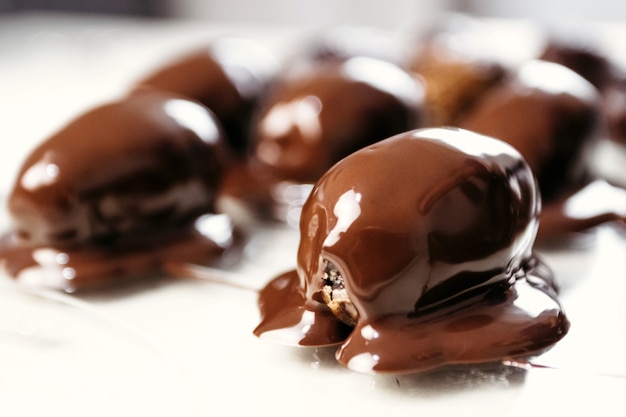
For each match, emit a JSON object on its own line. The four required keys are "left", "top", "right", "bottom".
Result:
{"left": 0, "top": 12, "right": 625, "bottom": 417}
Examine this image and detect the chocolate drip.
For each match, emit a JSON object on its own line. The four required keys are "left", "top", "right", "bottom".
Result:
{"left": 255, "top": 127, "right": 569, "bottom": 374}
{"left": 0, "top": 89, "right": 237, "bottom": 292}
{"left": 458, "top": 60, "right": 626, "bottom": 239}
{"left": 137, "top": 37, "right": 279, "bottom": 154}
{"left": 219, "top": 56, "right": 425, "bottom": 223}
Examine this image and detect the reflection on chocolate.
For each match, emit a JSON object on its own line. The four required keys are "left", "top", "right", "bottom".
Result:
{"left": 409, "top": 34, "right": 507, "bottom": 126}
{"left": 539, "top": 37, "right": 615, "bottom": 92}
{"left": 136, "top": 37, "right": 279, "bottom": 154}
{"left": 254, "top": 128, "right": 569, "bottom": 374}
{"left": 603, "top": 79, "right": 626, "bottom": 145}
{"left": 251, "top": 56, "right": 424, "bottom": 183}
{"left": 406, "top": 14, "right": 528, "bottom": 126}
{"left": 0, "top": 89, "right": 237, "bottom": 292}
{"left": 460, "top": 60, "right": 600, "bottom": 201}
{"left": 457, "top": 60, "right": 624, "bottom": 239}
{"left": 218, "top": 56, "right": 425, "bottom": 225}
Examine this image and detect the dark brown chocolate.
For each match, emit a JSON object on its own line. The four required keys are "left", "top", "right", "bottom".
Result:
{"left": 254, "top": 127, "right": 569, "bottom": 374}
{"left": 407, "top": 14, "right": 523, "bottom": 126}
{"left": 250, "top": 56, "right": 424, "bottom": 183}
{"left": 460, "top": 60, "right": 601, "bottom": 201}
{"left": 457, "top": 59, "right": 622, "bottom": 240}
{"left": 218, "top": 56, "right": 425, "bottom": 223}
{"left": 539, "top": 36, "right": 615, "bottom": 92}
{"left": 0, "top": 88, "right": 237, "bottom": 292}
{"left": 409, "top": 36, "right": 507, "bottom": 126}
{"left": 136, "top": 37, "right": 279, "bottom": 154}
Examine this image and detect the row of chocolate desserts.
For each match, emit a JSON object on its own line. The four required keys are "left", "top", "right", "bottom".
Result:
{"left": 202, "top": 20, "right": 626, "bottom": 374}
{"left": 0, "top": 29, "right": 428, "bottom": 292}
{"left": 1, "top": 18, "right": 625, "bottom": 374}
{"left": 408, "top": 18, "right": 626, "bottom": 239}
{"left": 0, "top": 37, "right": 269, "bottom": 292}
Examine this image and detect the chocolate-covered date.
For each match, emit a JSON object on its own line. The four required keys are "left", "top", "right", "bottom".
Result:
{"left": 251, "top": 56, "right": 424, "bottom": 183}
{"left": 9, "top": 88, "right": 229, "bottom": 247}
{"left": 0, "top": 88, "right": 235, "bottom": 292}
{"left": 254, "top": 127, "right": 569, "bottom": 374}
{"left": 137, "top": 37, "right": 279, "bottom": 154}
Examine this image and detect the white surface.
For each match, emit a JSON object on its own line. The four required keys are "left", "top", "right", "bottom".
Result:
{"left": 164, "top": 0, "right": 453, "bottom": 30}
{"left": 1, "top": 13, "right": 626, "bottom": 417}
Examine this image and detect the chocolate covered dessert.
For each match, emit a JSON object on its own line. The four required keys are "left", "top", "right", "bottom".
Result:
{"left": 460, "top": 59, "right": 600, "bottom": 200}
{"left": 254, "top": 127, "right": 569, "bottom": 374}
{"left": 538, "top": 34, "right": 616, "bottom": 92}
{"left": 409, "top": 36, "right": 507, "bottom": 126}
{"left": 407, "top": 15, "right": 516, "bottom": 126}
{"left": 252, "top": 56, "right": 424, "bottom": 181}
{"left": 538, "top": 36, "right": 626, "bottom": 191}
{"left": 136, "top": 37, "right": 279, "bottom": 154}
{"left": 0, "top": 88, "right": 237, "bottom": 292}
{"left": 219, "top": 56, "right": 425, "bottom": 223}
{"left": 533, "top": 31, "right": 626, "bottom": 191}
{"left": 457, "top": 59, "right": 626, "bottom": 238}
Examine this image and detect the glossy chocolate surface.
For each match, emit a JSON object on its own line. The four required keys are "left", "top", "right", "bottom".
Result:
{"left": 137, "top": 37, "right": 279, "bottom": 154}
{"left": 0, "top": 89, "right": 236, "bottom": 292}
{"left": 539, "top": 38, "right": 615, "bottom": 92}
{"left": 407, "top": 14, "right": 517, "bottom": 126}
{"left": 460, "top": 60, "right": 600, "bottom": 202}
{"left": 409, "top": 37, "right": 507, "bottom": 126}
{"left": 251, "top": 56, "right": 424, "bottom": 183}
{"left": 255, "top": 128, "right": 569, "bottom": 374}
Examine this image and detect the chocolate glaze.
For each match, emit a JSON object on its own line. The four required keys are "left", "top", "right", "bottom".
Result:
{"left": 254, "top": 128, "right": 569, "bottom": 374}
{"left": 457, "top": 60, "right": 622, "bottom": 239}
{"left": 136, "top": 37, "right": 279, "bottom": 154}
{"left": 407, "top": 14, "right": 532, "bottom": 127}
{"left": 219, "top": 56, "right": 424, "bottom": 224}
{"left": 0, "top": 88, "right": 237, "bottom": 292}
{"left": 251, "top": 56, "right": 424, "bottom": 183}
{"left": 460, "top": 60, "right": 600, "bottom": 200}
{"left": 539, "top": 36, "right": 616, "bottom": 92}
{"left": 409, "top": 34, "right": 507, "bottom": 126}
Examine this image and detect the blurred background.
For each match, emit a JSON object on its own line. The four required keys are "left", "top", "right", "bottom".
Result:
{"left": 1, "top": 0, "right": 626, "bottom": 27}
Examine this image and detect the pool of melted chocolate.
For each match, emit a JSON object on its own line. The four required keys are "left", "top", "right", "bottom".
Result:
{"left": 254, "top": 127, "right": 569, "bottom": 374}
{"left": 0, "top": 88, "right": 238, "bottom": 292}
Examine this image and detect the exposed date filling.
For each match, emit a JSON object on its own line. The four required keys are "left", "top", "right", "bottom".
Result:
{"left": 322, "top": 260, "right": 358, "bottom": 327}
{"left": 254, "top": 128, "right": 569, "bottom": 374}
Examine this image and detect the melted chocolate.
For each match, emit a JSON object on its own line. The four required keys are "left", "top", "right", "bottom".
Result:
{"left": 218, "top": 56, "right": 424, "bottom": 223}
{"left": 409, "top": 35, "right": 507, "bottom": 126}
{"left": 539, "top": 37, "right": 615, "bottom": 92}
{"left": 0, "top": 89, "right": 237, "bottom": 292}
{"left": 136, "top": 37, "right": 279, "bottom": 154}
{"left": 250, "top": 56, "right": 424, "bottom": 183}
{"left": 407, "top": 14, "right": 529, "bottom": 127}
{"left": 254, "top": 128, "right": 569, "bottom": 374}
{"left": 457, "top": 60, "right": 621, "bottom": 239}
